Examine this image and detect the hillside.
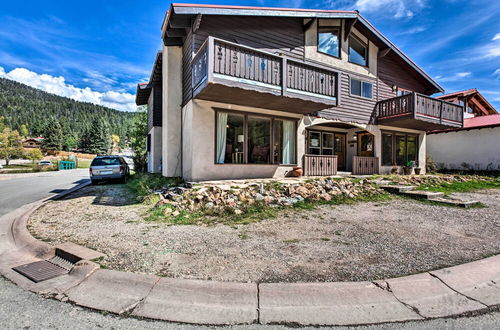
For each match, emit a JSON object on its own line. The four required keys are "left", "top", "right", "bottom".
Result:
{"left": 0, "top": 77, "right": 137, "bottom": 145}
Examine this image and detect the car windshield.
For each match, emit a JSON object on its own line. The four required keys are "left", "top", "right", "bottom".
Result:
{"left": 91, "top": 157, "right": 121, "bottom": 166}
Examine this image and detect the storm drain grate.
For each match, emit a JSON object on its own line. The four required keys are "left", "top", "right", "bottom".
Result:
{"left": 12, "top": 256, "right": 75, "bottom": 283}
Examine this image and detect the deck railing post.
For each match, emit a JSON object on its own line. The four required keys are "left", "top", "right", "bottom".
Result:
{"left": 412, "top": 92, "right": 417, "bottom": 118}
{"left": 281, "top": 57, "right": 287, "bottom": 96}
{"left": 439, "top": 99, "right": 443, "bottom": 124}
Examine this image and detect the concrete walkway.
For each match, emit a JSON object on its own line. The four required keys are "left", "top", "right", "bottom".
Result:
{"left": 0, "top": 185, "right": 498, "bottom": 326}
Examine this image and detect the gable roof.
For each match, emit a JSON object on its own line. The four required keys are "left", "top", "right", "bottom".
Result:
{"left": 464, "top": 113, "right": 500, "bottom": 128}
{"left": 135, "top": 51, "right": 163, "bottom": 106}
{"left": 428, "top": 113, "right": 500, "bottom": 134}
{"left": 162, "top": 3, "right": 444, "bottom": 94}
{"left": 437, "top": 89, "right": 497, "bottom": 115}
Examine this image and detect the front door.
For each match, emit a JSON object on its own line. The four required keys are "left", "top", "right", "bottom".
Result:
{"left": 357, "top": 132, "right": 374, "bottom": 157}
{"left": 307, "top": 130, "right": 346, "bottom": 171}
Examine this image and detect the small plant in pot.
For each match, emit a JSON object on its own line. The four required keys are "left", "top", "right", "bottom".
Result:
{"left": 403, "top": 161, "right": 415, "bottom": 175}
{"left": 414, "top": 161, "right": 422, "bottom": 175}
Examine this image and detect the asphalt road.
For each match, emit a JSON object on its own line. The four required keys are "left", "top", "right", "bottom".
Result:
{"left": 0, "top": 170, "right": 498, "bottom": 329}
{"left": 0, "top": 169, "right": 89, "bottom": 216}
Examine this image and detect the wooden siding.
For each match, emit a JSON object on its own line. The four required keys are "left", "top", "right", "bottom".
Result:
{"left": 316, "top": 71, "right": 378, "bottom": 124}
{"left": 153, "top": 85, "right": 162, "bottom": 126}
{"left": 378, "top": 53, "right": 430, "bottom": 100}
{"left": 179, "top": 16, "right": 438, "bottom": 126}
{"left": 193, "top": 16, "right": 305, "bottom": 58}
{"left": 147, "top": 85, "right": 162, "bottom": 131}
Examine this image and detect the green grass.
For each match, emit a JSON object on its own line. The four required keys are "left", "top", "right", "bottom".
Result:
{"left": 77, "top": 159, "right": 92, "bottom": 168}
{"left": 416, "top": 179, "right": 500, "bottom": 195}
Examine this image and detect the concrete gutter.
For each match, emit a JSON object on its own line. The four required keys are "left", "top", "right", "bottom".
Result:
{"left": 0, "top": 184, "right": 498, "bottom": 325}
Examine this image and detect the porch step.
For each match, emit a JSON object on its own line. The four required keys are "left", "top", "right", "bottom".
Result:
{"left": 379, "top": 185, "right": 417, "bottom": 194}
{"left": 402, "top": 190, "right": 444, "bottom": 200}
{"left": 429, "top": 197, "right": 481, "bottom": 208}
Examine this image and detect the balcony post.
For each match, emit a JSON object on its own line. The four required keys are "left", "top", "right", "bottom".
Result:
{"left": 281, "top": 57, "right": 287, "bottom": 96}
{"left": 412, "top": 92, "right": 417, "bottom": 118}
{"left": 439, "top": 99, "right": 443, "bottom": 124}
{"left": 207, "top": 37, "right": 214, "bottom": 82}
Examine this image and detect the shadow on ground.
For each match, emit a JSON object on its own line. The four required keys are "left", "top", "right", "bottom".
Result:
{"left": 57, "top": 181, "right": 139, "bottom": 207}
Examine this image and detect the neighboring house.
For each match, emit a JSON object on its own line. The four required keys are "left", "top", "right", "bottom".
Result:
{"left": 22, "top": 137, "right": 43, "bottom": 149}
{"left": 135, "top": 3, "right": 464, "bottom": 181}
{"left": 427, "top": 114, "right": 500, "bottom": 171}
{"left": 436, "top": 89, "right": 497, "bottom": 119}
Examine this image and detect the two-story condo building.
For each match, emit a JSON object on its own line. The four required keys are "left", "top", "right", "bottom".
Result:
{"left": 136, "top": 3, "right": 464, "bottom": 181}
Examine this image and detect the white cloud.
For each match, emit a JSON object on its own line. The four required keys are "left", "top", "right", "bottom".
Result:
{"left": 353, "top": 0, "right": 426, "bottom": 18}
{"left": 0, "top": 66, "right": 136, "bottom": 111}
{"left": 493, "top": 33, "right": 500, "bottom": 41}
{"left": 435, "top": 71, "right": 471, "bottom": 82}
{"left": 484, "top": 45, "right": 500, "bottom": 58}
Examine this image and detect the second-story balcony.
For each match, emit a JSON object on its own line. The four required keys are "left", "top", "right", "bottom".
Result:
{"left": 375, "top": 92, "right": 464, "bottom": 131}
{"left": 191, "top": 37, "right": 339, "bottom": 114}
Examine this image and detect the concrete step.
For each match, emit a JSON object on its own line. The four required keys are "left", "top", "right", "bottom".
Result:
{"left": 379, "top": 185, "right": 417, "bottom": 194}
{"left": 402, "top": 190, "right": 444, "bottom": 200}
{"left": 430, "top": 197, "right": 481, "bottom": 208}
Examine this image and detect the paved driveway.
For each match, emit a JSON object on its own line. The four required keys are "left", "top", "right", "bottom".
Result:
{"left": 0, "top": 169, "right": 89, "bottom": 216}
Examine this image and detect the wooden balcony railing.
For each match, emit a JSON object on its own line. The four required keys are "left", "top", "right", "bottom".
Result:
{"left": 303, "top": 155, "right": 337, "bottom": 176}
{"left": 192, "top": 36, "right": 339, "bottom": 102}
{"left": 352, "top": 156, "right": 379, "bottom": 175}
{"left": 375, "top": 92, "right": 463, "bottom": 128}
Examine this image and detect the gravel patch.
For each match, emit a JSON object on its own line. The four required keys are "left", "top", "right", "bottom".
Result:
{"left": 28, "top": 185, "right": 500, "bottom": 283}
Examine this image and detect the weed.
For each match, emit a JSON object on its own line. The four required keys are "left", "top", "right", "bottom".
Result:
{"left": 238, "top": 232, "right": 250, "bottom": 240}
{"left": 283, "top": 239, "right": 300, "bottom": 243}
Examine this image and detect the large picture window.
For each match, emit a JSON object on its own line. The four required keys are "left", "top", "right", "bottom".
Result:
{"left": 381, "top": 131, "right": 419, "bottom": 166}
{"left": 318, "top": 27, "right": 340, "bottom": 58}
{"left": 349, "top": 35, "right": 368, "bottom": 66}
{"left": 216, "top": 111, "right": 296, "bottom": 165}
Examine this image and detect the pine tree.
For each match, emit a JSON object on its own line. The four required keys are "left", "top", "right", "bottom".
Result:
{"left": 80, "top": 119, "right": 111, "bottom": 155}
{"left": 42, "top": 121, "right": 64, "bottom": 150}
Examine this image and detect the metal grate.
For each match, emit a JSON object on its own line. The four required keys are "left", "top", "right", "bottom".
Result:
{"left": 12, "top": 256, "right": 75, "bottom": 283}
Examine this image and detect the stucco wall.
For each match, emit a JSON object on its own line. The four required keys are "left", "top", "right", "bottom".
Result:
{"left": 427, "top": 127, "right": 500, "bottom": 171}
{"left": 147, "top": 126, "right": 162, "bottom": 173}
{"left": 304, "top": 19, "right": 378, "bottom": 78}
{"left": 162, "top": 46, "right": 183, "bottom": 177}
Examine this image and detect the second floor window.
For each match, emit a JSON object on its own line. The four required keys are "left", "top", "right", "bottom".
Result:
{"left": 350, "top": 78, "right": 373, "bottom": 99}
{"left": 349, "top": 35, "right": 368, "bottom": 66}
{"left": 318, "top": 27, "right": 340, "bottom": 58}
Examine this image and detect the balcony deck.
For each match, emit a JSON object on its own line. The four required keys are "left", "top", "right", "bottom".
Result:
{"left": 191, "top": 37, "right": 339, "bottom": 114}
{"left": 376, "top": 93, "right": 464, "bottom": 131}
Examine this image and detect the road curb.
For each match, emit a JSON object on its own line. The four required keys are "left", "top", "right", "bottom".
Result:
{"left": 0, "top": 182, "right": 499, "bottom": 326}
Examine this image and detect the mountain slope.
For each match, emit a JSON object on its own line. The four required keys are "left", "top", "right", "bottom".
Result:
{"left": 0, "top": 77, "right": 137, "bottom": 143}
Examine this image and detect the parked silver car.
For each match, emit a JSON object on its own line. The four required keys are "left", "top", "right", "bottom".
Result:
{"left": 89, "top": 156, "right": 130, "bottom": 185}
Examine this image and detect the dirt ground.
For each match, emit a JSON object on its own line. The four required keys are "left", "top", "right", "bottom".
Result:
{"left": 29, "top": 185, "right": 500, "bottom": 283}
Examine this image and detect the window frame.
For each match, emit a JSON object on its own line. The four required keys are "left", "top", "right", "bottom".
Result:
{"left": 348, "top": 34, "right": 368, "bottom": 67}
{"left": 381, "top": 130, "right": 419, "bottom": 166}
{"left": 214, "top": 109, "right": 298, "bottom": 166}
{"left": 349, "top": 77, "right": 373, "bottom": 100}
{"left": 317, "top": 26, "right": 342, "bottom": 59}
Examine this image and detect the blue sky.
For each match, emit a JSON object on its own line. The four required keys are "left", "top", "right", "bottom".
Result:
{"left": 0, "top": 0, "right": 499, "bottom": 111}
